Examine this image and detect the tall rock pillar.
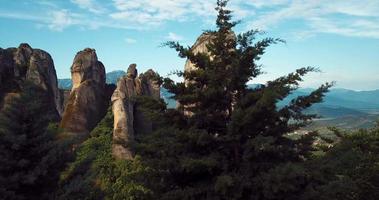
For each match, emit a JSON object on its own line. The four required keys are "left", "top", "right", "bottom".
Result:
{"left": 60, "top": 48, "right": 108, "bottom": 141}
{"left": 112, "top": 64, "right": 160, "bottom": 160}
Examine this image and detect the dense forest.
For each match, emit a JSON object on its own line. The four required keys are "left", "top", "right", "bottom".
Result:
{"left": 0, "top": 1, "right": 378, "bottom": 199}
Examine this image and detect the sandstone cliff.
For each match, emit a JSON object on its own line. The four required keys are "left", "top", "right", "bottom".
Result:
{"left": 60, "top": 48, "right": 109, "bottom": 141}
{"left": 0, "top": 43, "right": 62, "bottom": 117}
{"left": 112, "top": 64, "right": 160, "bottom": 160}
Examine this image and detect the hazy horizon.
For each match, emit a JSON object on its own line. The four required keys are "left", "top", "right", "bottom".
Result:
{"left": 1, "top": 0, "right": 378, "bottom": 90}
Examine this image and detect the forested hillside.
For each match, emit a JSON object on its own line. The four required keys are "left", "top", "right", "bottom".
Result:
{"left": 1, "top": 1, "right": 378, "bottom": 199}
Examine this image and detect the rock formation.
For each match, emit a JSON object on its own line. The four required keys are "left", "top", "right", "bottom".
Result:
{"left": 184, "top": 33, "right": 216, "bottom": 79}
{"left": 180, "top": 33, "right": 217, "bottom": 115}
{"left": 112, "top": 64, "right": 160, "bottom": 160}
{"left": 60, "top": 48, "right": 109, "bottom": 141}
{"left": 182, "top": 32, "right": 236, "bottom": 115}
{"left": 0, "top": 43, "right": 62, "bottom": 117}
{"left": 184, "top": 32, "right": 236, "bottom": 78}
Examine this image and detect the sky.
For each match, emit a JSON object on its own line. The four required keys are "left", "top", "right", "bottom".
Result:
{"left": 0, "top": 0, "right": 378, "bottom": 90}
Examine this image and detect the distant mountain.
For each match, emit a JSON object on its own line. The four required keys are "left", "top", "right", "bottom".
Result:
{"left": 106, "top": 70, "right": 126, "bottom": 85}
{"left": 305, "top": 104, "right": 367, "bottom": 119}
{"left": 323, "top": 89, "right": 379, "bottom": 112}
{"left": 161, "top": 88, "right": 176, "bottom": 108}
{"left": 160, "top": 84, "right": 379, "bottom": 117}
{"left": 59, "top": 73, "right": 379, "bottom": 129}
{"left": 58, "top": 70, "right": 126, "bottom": 90}
{"left": 283, "top": 88, "right": 379, "bottom": 113}
{"left": 275, "top": 86, "right": 379, "bottom": 129}
{"left": 163, "top": 84, "right": 379, "bottom": 116}
{"left": 58, "top": 78, "right": 72, "bottom": 90}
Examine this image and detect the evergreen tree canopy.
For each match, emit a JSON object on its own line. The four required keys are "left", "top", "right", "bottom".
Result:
{"left": 0, "top": 82, "right": 66, "bottom": 200}
{"left": 306, "top": 125, "right": 379, "bottom": 200}
{"left": 136, "top": 0, "right": 333, "bottom": 199}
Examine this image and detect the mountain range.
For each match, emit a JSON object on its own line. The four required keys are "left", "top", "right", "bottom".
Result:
{"left": 59, "top": 70, "right": 379, "bottom": 129}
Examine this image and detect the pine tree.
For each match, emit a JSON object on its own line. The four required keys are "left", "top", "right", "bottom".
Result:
{"left": 136, "top": 0, "right": 332, "bottom": 199}
{"left": 0, "top": 82, "right": 65, "bottom": 200}
{"left": 163, "top": 0, "right": 291, "bottom": 135}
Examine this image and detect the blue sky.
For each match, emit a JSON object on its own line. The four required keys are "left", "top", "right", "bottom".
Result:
{"left": 0, "top": 0, "right": 378, "bottom": 90}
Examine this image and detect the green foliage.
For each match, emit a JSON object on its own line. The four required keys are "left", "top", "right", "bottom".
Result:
{"left": 58, "top": 108, "right": 151, "bottom": 200}
{"left": 307, "top": 125, "right": 379, "bottom": 200}
{"left": 134, "top": 96, "right": 167, "bottom": 125}
{"left": 135, "top": 1, "right": 334, "bottom": 199}
{"left": 0, "top": 82, "right": 67, "bottom": 200}
{"left": 1, "top": 1, "right": 377, "bottom": 199}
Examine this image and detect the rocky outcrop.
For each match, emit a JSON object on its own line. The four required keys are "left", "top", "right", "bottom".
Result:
{"left": 71, "top": 48, "right": 105, "bottom": 90}
{"left": 180, "top": 33, "right": 217, "bottom": 115}
{"left": 60, "top": 48, "right": 109, "bottom": 141}
{"left": 184, "top": 33, "right": 216, "bottom": 77}
{"left": 181, "top": 32, "right": 236, "bottom": 115}
{"left": 0, "top": 43, "right": 62, "bottom": 117}
{"left": 184, "top": 32, "right": 236, "bottom": 76}
{"left": 112, "top": 64, "right": 160, "bottom": 160}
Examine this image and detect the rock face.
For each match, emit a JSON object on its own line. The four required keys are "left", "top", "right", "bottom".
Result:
{"left": 184, "top": 33, "right": 216, "bottom": 78}
{"left": 184, "top": 32, "right": 236, "bottom": 76}
{"left": 60, "top": 48, "right": 108, "bottom": 141}
{"left": 0, "top": 43, "right": 62, "bottom": 117}
{"left": 181, "top": 33, "right": 216, "bottom": 115}
{"left": 182, "top": 32, "right": 236, "bottom": 115}
{"left": 112, "top": 64, "right": 160, "bottom": 160}
{"left": 71, "top": 48, "right": 106, "bottom": 90}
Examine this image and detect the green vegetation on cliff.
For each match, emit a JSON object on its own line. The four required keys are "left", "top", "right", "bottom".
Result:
{"left": 58, "top": 108, "right": 151, "bottom": 200}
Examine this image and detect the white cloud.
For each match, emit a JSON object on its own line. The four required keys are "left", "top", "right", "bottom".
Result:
{"left": 124, "top": 38, "right": 137, "bottom": 44}
{"left": 308, "top": 17, "right": 379, "bottom": 39}
{"left": 246, "top": 0, "right": 379, "bottom": 39}
{"left": 48, "top": 10, "right": 76, "bottom": 31}
{"left": 1, "top": 0, "right": 379, "bottom": 39}
{"left": 243, "top": 0, "right": 289, "bottom": 8}
{"left": 324, "top": 1, "right": 379, "bottom": 17}
{"left": 166, "top": 32, "right": 184, "bottom": 41}
{"left": 71, "top": 0, "right": 106, "bottom": 14}
{"left": 110, "top": 0, "right": 216, "bottom": 26}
